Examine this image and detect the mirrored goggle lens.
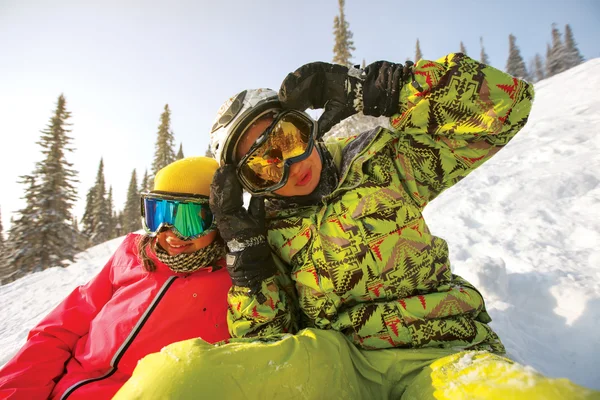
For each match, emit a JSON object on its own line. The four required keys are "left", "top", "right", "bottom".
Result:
{"left": 142, "top": 197, "right": 214, "bottom": 238}
{"left": 240, "top": 113, "right": 312, "bottom": 190}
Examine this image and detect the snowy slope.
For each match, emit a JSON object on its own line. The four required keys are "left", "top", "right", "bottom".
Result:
{"left": 1, "top": 61, "right": 599, "bottom": 390}
{"left": 0, "top": 236, "right": 126, "bottom": 366}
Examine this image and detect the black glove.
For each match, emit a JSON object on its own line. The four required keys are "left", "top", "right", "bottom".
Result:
{"left": 210, "top": 164, "right": 277, "bottom": 295}
{"left": 278, "top": 60, "right": 408, "bottom": 137}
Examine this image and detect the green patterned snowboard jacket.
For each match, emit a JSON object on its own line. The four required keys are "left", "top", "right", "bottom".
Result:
{"left": 228, "top": 53, "right": 535, "bottom": 352}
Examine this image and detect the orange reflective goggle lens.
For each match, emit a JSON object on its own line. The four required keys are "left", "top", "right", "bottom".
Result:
{"left": 237, "top": 111, "right": 315, "bottom": 193}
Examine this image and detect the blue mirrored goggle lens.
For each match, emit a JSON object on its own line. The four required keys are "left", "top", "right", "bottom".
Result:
{"left": 143, "top": 197, "right": 214, "bottom": 238}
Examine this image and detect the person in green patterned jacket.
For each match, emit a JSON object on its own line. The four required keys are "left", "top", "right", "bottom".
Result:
{"left": 209, "top": 53, "right": 527, "bottom": 352}
{"left": 114, "top": 54, "right": 600, "bottom": 399}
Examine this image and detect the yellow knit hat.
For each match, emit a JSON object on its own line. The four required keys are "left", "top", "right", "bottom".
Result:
{"left": 153, "top": 156, "right": 218, "bottom": 196}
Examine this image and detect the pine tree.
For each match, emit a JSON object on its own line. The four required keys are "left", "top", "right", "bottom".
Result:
{"left": 415, "top": 39, "right": 423, "bottom": 61}
{"left": 204, "top": 144, "right": 213, "bottom": 158}
{"left": 72, "top": 216, "right": 87, "bottom": 251}
{"left": 534, "top": 53, "right": 545, "bottom": 82}
{"left": 90, "top": 158, "right": 111, "bottom": 245}
{"left": 546, "top": 43, "right": 552, "bottom": 74}
{"left": 480, "top": 37, "right": 490, "bottom": 65}
{"left": 81, "top": 185, "right": 96, "bottom": 244}
{"left": 4, "top": 176, "right": 43, "bottom": 282}
{"left": 152, "top": 104, "right": 177, "bottom": 176}
{"left": 506, "top": 34, "right": 529, "bottom": 80}
{"left": 37, "top": 95, "right": 79, "bottom": 268}
{"left": 114, "top": 211, "right": 124, "bottom": 237}
{"left": 17, "top": 94, "right": 79, "bottom": 273}
{"left": 460, "top": 41, "right": 467, "bottom": 55}
{"left": 546, "top": 23, "right": 568, "bottom": 77}
{"left": 176, "top": 143, "right": 184, "bottom": 160}
{"left": 140, "top": 169, "right": 151, "bottom": 194}
{"left": 107, "top": 186, "right": 117, "bottom": 239}
{"left": 123, "top": 169, "right": 140, "bottom": 233}
{"left": 564, "top": 24, "right": 584, "bottom": 69}
{"left": 332, "top": 0, "right": 355, "bottom": 67}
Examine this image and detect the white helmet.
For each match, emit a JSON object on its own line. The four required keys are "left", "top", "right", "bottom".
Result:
{"left": 210, "top": 88, "right": 281, "bottom": 165}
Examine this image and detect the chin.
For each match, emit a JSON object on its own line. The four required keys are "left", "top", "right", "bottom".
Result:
{"left": 303, "top": 181, "right": 320, "bottom": 195}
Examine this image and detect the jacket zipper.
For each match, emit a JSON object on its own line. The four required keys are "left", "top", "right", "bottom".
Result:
{"left": 60, "top": 275, "right": 178, "bottom": 399}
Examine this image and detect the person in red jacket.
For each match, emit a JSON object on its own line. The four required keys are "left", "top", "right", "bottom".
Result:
{"left": 0, "top": 156, "right": 232, "bottom": 400}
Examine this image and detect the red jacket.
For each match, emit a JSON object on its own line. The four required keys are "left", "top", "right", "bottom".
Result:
{"left": 0, "top": 234, "right": 232, "bottom": 400}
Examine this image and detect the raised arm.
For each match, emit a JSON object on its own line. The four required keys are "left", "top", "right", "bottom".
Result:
{"left": 279, "top": 53, "right": 534, "bottom": 205}
{"left": 389, "top": 53, "right": 534, "bottom": 204}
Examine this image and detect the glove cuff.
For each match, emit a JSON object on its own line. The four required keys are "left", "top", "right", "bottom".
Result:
{"left": 226, "top": 235, "right": 266, "bottom": 252}
{"left": 347, "top": 66, "right": 365, "bottom": 113}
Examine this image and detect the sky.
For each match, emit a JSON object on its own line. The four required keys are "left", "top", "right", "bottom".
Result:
{"left": 0, "top": 0, "right": 599, "bottom": 230}
{"left": 2, "top": 59, "right": 599, "bottom": 390}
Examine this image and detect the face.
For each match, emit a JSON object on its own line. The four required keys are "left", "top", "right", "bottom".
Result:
{"left": 236, "top": 116, "right": 322, "bottom": 197}
{"left": 156, "top": 229, "right": 217, "bottom": 256}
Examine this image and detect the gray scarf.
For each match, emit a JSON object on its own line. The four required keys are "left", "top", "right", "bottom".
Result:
{"left": 155, "top": 240, "right": 226, "bottom": 273}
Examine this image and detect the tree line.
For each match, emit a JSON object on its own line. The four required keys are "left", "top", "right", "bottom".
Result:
{"left": 333, "top": 0, "right": 584, "bottom": 82}
{"left": 0, "top": 100, "right": 185, "bottom": 284}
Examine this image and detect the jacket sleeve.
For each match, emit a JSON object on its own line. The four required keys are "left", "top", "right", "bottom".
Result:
{"left": 226, "top": 255, "right": 297, "bottom": 338}
{"left": 389, "top": 53, "right": 534, "bottom": 206}
{"left": 0, "top": 255, "right": 115, "bottom": 399}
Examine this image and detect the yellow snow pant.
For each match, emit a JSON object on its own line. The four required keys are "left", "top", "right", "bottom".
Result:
{"left": 114, "top": 329, "right": 599, "bottom": 400}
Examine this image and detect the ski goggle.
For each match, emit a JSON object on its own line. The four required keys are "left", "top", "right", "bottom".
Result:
{"left": 140, "top": 192, "right": 215, "bottom": 240}
{"left": 236, "top": 110, "right": 317, "bottom": 194}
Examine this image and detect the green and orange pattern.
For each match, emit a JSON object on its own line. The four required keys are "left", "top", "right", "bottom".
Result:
{"left": 227, "top": 53, "right": 534, "bottom": 351}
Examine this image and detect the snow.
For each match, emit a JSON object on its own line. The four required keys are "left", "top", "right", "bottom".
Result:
{"left": 1, "top": 61, "right": 600, "bottom": 390}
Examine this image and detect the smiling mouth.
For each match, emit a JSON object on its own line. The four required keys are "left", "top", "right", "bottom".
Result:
{"left": 169, "top": 243, "right": 190, "bottom": 249}
{"left": 295, "top": 169, "right": 312, "bottom": 186}
{"left": 165, "top": 241, "right": 192, "bottom": 254}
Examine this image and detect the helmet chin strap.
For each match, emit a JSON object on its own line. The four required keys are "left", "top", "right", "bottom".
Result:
{"left": 265, "top": 142, "right": 339, "bottom": 212}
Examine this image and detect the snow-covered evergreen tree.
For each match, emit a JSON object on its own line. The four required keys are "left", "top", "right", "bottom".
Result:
{"left": 480, "top": 37, "right": 490, "bottom": 65}
{"left": 176, "top": 143, "right": 184, "bottom": 160}
{"left": 546, "top": 23, "right": 568, "bottom": 77}
{"left": 506, "top": 34, "right": 529, "bottom": 80}
{"left": 546, "top": 43, "right": 552, "bottom": 74}
{"left": 151, "top": 104, "right": 176, "bottom": 176}
{"left": 123, "top": 169, "right": 140, "bottom": 233}
{"left": 460, "top": 41, "right": 467, "bottom": 55}
{"left": 71, "top": 216, "right": 87, "bottom": 251}
{"left": 90, "top": 158, "right": 111, "bottom": 245}
{"left": 564, "top": 24, "right": 584, "bottom": 69}
{"left": 534, "top": 53, "right": 545, "bottom": 82}
{"left": 4, "top": 176, "right": 43, "bottom": 282}
{"left": 415, "top": 39, "right": 422, "bottom": 62}
{"left": 27, "top": 94, "right": 79, "bottom": 270}
{"left": 114, "top": 211, "right": 124, "bottom": 237}
{"left": 140, "top": 169, "right": 151, "bottom": 194}
{"left": 107, "top": 186, "right": 117, "bottom": 239}
{"left": 204, "top": 144, "right": 213, "bottom": 158}
{"left": 81, "top": 185, "right": 96, "bottom": 244}
{"left": 332, "top": 0, "right": 355, "bottom": 67}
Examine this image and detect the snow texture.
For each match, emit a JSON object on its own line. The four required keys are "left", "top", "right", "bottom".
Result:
{"left": 1, "top": 61, "right": 599, "bottom": 390}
